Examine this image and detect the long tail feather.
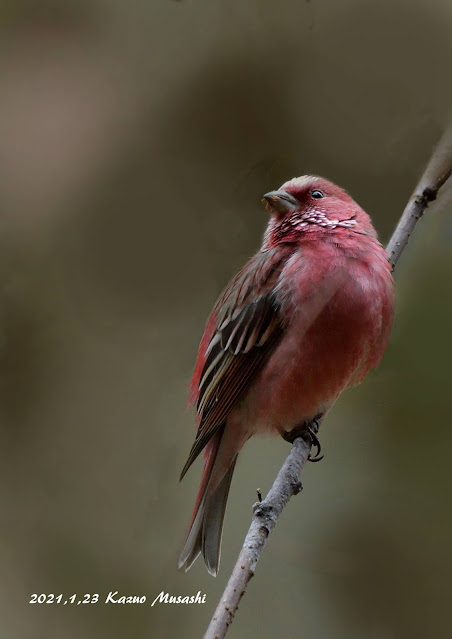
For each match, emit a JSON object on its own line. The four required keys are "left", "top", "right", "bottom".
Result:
{"left": 202, "top": 458, "right": 237, "bottom": 576}
{"left": 178, "top": 430, "right": 237, "bottom": 576}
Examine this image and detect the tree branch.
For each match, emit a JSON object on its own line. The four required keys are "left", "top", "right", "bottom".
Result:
{"left": 203, "top": 134, "right": 452, "bottom": 639}
{"left": 386, "top": 131, "right": 452, "bottom": 267}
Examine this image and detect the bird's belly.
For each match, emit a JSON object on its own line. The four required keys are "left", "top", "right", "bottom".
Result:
{"left": 240, "top": 335, "right": 355, "bottom": 433}
{"left": 236, "top": 283, "right": 386, "bottom": 434}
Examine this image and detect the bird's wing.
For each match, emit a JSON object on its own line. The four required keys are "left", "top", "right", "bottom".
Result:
{"left": 180, "top": 244, "right": 295, "bottom": 480}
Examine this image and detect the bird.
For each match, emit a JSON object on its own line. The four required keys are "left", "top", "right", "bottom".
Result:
{"left": 178, "top": 175, "right": 395, "bottom": 576}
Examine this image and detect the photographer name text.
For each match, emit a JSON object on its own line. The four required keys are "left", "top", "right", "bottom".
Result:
{"left": 29, "top": 591, "right": 207, "bottom": 606}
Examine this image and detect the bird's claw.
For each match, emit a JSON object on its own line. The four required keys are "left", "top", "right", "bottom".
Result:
{"left": 306, "top": 425, "right": 324, "bottom": 462}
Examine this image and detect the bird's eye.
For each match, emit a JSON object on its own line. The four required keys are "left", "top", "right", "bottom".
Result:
{"left": 311, "top": 190, "right": 325, "bottom": 199}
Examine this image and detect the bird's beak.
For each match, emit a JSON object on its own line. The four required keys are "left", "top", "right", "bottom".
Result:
{"left": 262, "top": 190, "right": 298, "bottom": 215}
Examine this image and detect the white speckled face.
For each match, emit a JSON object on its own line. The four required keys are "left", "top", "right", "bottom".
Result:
{"left": 262, "top": 174, "right": 377, "bottom": 249}
{"left": 278, "top": 175, "right": 358, "bottom": 230}
{"left": 295, "top": 209, "right": 358, "bottom": 231}
{"left": 268, "top": 210, "right": 359, "bottom": 244}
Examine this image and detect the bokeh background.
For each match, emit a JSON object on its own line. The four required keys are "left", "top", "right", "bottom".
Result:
{"left": 0, "top": 1, "right": 451, "bottom": 638}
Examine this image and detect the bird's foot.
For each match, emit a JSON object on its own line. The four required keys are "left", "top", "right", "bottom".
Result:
{"left": 306, "top": 424, "right": 324, "bottom": 462}
{"left": 282, "top": 418, "right": 324, "bottom": 462}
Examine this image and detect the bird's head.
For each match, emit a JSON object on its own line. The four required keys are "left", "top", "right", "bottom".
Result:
{"left": 262, "top": 175, "right": 377, "bottom": 247}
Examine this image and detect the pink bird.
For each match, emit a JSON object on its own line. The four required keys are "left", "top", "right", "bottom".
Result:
{"left": 179, "top": 175, "right": 395, "bottom": 576}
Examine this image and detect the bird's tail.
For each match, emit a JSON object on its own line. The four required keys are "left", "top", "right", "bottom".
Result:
{"left": 178, "top": 429, "right": 237, "bottom": 576}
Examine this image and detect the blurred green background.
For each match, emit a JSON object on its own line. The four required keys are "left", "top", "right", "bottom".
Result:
{"left": 0, "top": 1, "right": 451, "bottom": 638}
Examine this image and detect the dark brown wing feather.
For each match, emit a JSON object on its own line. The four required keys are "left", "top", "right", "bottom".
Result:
{"left": 180, "top": 244, "right": 295, "bottom": 480}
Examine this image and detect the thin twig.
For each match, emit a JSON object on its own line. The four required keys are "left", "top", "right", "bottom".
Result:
{"left": 203, "top": 133, "right": 452, "bottom": 639}
{"left": 387, "top": 131, "right": 452, "bottom": 267}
